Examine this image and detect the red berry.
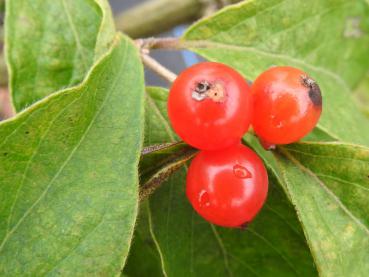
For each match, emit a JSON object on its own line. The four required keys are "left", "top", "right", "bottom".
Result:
{"left": 168, "top": 62, "right": 252, "bottom": 150}
{"left": 252, "top": 66, "right": 322, "bottom": 145}
{"left": 186, "top": 143, "right": 268, "bottom": 227}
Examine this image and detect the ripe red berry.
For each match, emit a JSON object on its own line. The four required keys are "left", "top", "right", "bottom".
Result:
{"left": 186, "top": 143, "right": 268, "bottom": 227}
{"left": 168, "top": 62, "right": 252, "bottom": 150}
{"left": 252, "top": 66, "right": 322, "bottom": 145}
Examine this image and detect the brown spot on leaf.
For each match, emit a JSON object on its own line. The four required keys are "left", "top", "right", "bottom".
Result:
{"left": 344, "top": 17, "right": 363, "bottom": 38}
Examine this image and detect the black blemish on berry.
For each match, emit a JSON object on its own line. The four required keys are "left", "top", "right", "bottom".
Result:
{"left": 25, "top": 131, "right": 29, "bottom": 135}
{"left": 3, "top": 152, "right": 8, "bottom": 156}
{"left": 192, "top": 81, "right": 211, "bottom": 101}
{"left": 239, "top": 222, "right": 249, "bottom": 230}
{"left": 301, "top": 75, "right": 322, "bottom": 107}
{"left": 196, "top": 81, "right": 211, "bottom": 93}
{"left": 192, "top": 80, "right": 226, "bottom": 102}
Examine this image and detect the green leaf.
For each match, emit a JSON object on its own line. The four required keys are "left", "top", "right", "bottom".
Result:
{"left": 139, "top": 142, "right": 197, "bottom": 200}
{"left": 0, "top": 34, "right": 144, "bottom": 275}
{"left": 125, "top": 87, "right": 317, "bottom": 276}
{"left": 244, "top": 134, "right": 369, "bottom": 276}
{"left": 5, "top": 0, "right": 115, "bottom": 111}
{"left": 123, "top": 202, "right": 164, "bottom": 277}
{"left": 275, "top": 142, "right": 369, "bottom": 276}
{"left": 183, "top": 0, "right": 369, "bottom": 146}
{"left": 353, "top": 72, "right": 369, "bottom": 117}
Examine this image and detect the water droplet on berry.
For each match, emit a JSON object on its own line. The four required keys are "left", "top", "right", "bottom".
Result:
{"left": 233, "top": 164, "right": 252, "bottom": 179}
{"left": 199, "top": 190, "right": 210, "bottom": 207}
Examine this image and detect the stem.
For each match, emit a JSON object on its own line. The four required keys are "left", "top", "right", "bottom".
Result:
{"left": 141, "top": 53, "right": 177, "bottom": 83}
{"left": 136, "top": 37, "right": 183, "bottom": 51}
{"left": 136, "top": 37, "right": 210, "bottom": 51}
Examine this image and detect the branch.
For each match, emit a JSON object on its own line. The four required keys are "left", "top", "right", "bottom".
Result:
{"left": 116, "top": 0, "right": 241, "bottom": 38}
{"left": 136, "top": 37, "right": 183, "bottom": 50}
{"left": 140, "top": 53, "right": 177, "bottom": 83}
{"left": 135, "top": 37, "right": 213, "bottom": 51}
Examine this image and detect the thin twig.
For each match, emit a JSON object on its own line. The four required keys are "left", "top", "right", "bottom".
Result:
{"left": 140, "top": 53, "right": 177, "bottom": 83}
{"left": 135, "top": 37, "right": 210, "bottom": 51}
{"left": 0, "top": 88, "right": 15, "bottom": 120}
{"left": 136, "top": 37, "right": 183, "bottom": 51}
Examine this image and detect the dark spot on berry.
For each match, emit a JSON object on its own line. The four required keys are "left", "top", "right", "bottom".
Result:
{"left": 301, "top": 75, "right": 322, "bottom": 107}
{"left": 25, "top": 131, "right": 29, "bottom": 135}
{"left": 239, "top": 222, "right": 249, "bottom": 230}
{"left": 195, "top": 81, "right": 211, "bottom": 94}
{"left": 3, "top": 152, "right": 8, "bottom": 156}
{"left": 192, "top": 81, "right": 212, "bottom": 101}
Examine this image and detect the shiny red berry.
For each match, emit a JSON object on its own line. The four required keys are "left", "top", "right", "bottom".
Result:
{"left": 168, "top": 62, "right": 252, "bottom": 150}
{"left": 252, "top": 66, "right": 322, "bottom": 145}
{"left": 186, "top": 143, "right": 268, "bottom": 227}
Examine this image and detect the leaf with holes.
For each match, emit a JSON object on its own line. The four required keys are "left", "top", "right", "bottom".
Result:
{"left": 124, "top": 87, "right": 317, "bottom": 276}
{"left": 5, "top": 0, "right": 115, "bottom": 111}
{"left": 183, "top": 0, "right": 369, "bottom": 146}
{"left": 0, "top": 34, "right": 144, "bottom": 275}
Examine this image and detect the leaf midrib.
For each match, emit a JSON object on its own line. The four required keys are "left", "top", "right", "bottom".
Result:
{"left": 284, "top": 147, "right": 369, "bottom": 164}
{"left": 61, "top": 0, "right": 89, "bottom": 72}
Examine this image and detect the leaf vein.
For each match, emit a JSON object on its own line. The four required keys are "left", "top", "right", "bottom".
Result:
{"left": 0, "top": 41, "right": 128, "bottom": 253}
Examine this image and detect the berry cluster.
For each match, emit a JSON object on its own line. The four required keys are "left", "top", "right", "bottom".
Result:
{"left": 167, "top": 62, "right": 322, "bottom": 228}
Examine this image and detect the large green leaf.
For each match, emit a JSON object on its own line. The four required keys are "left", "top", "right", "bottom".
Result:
{"left": 275, "top": 142, "right": 369, "bottom": 276}
{"left": 244, "top": 135, "right": 369, "bottom": 276}
{"left": 183, "top": 0, "right": 369, "bottom": 146}
{"left": 0, "top": 34, "right": 144, "bottom": 275}
{"left": 5, "top": 0, "right": 115, "bottom": 111}
{"left": 124, "top": 87, "right": 317, "bottom": 276}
